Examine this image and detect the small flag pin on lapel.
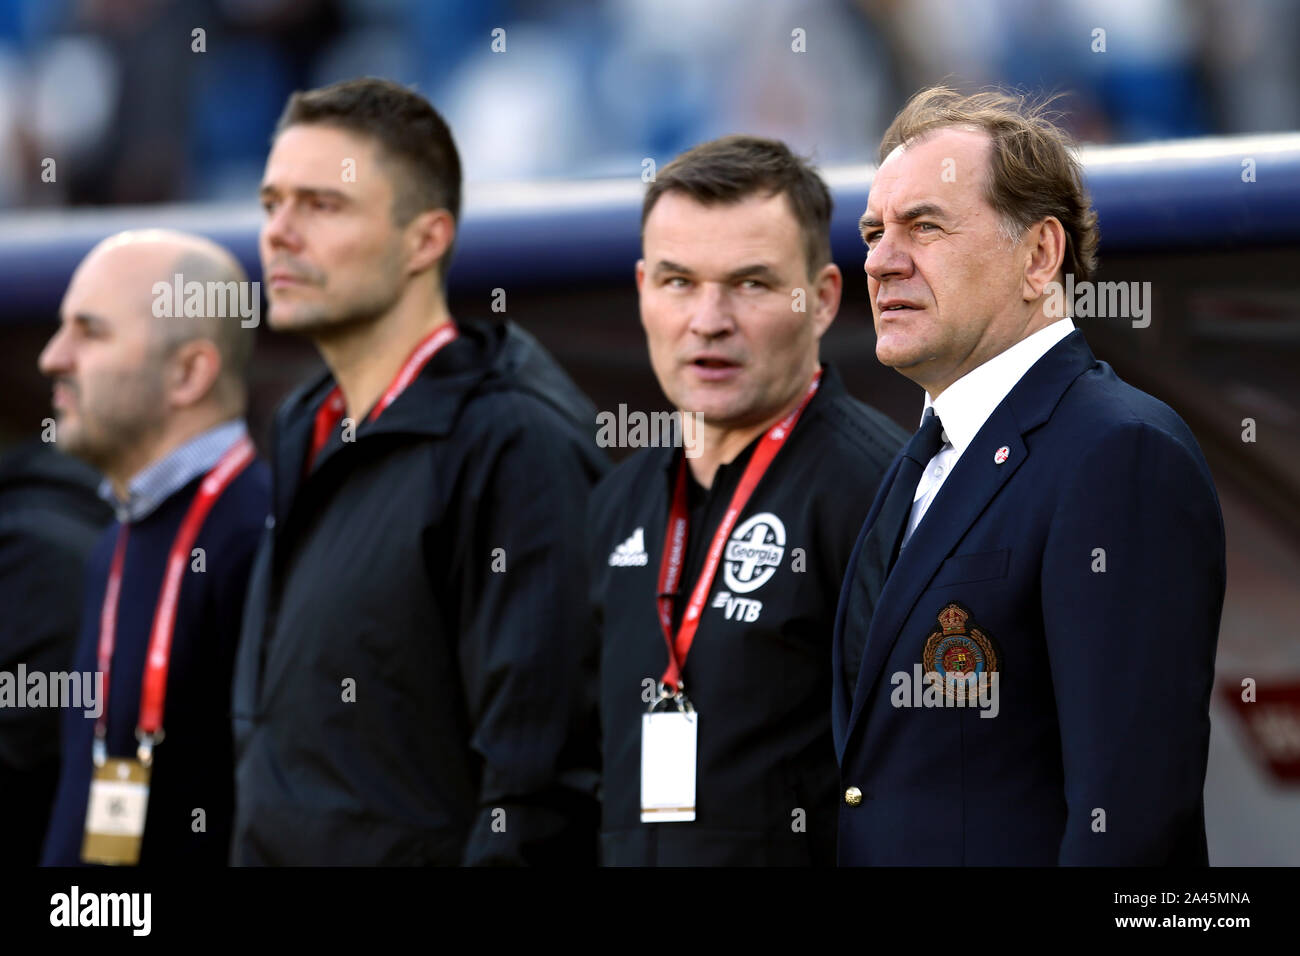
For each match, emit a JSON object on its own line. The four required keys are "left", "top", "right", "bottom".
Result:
{"left": 993, "top": 446, "right": 1010, "bottom": 464}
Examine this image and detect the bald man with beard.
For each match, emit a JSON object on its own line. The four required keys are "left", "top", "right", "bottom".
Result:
{"left": 37, "top": 230, "right": 270, "bottom": 866}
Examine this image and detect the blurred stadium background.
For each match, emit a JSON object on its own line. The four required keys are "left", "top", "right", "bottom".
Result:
{"left": 0, "top": 0, "right": 1297, "bottom": 865}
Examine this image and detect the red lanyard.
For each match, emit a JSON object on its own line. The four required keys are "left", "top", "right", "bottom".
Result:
{"left": 656, "top": 369, "right": 822, "bottom": 694}
{"left": 95, "top": 435, "right": 256, "bottom": 752}
{"left": 306, "top": 321, "right": 460, "bottom": 471}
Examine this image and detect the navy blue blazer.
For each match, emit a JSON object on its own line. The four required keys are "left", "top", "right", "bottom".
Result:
{"left": 832, "top": 330, "right": 1225, "bottom": 865}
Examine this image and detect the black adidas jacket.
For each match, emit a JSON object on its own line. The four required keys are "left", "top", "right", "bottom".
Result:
{"left": 232, "top": 318, "right": 608, "bottom": 865}
{"left": 589, "top": 365, "right": 906, "bottom": 865}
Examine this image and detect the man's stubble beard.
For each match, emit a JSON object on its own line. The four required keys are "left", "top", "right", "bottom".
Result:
{"left": 59, "top": 370, "right": 169, "bottom": 477}
{"left": 269, "top": 251, "right": 407, "bottom": 343}
{"left": 268, "top": 295, "right": 387, "bottom": 342}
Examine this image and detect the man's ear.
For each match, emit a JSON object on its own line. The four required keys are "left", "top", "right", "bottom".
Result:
{"left": 809, "top": 261, "right": 842, "bottom": 339}
{"left": 406, "top": 208, "right": 456, "bottom": 278}
{"left": 635, "top": 258, "right": 647, "bottom": 296}
{"left": 1022, "top": 216, "right": 1066, "bottom": 301}
{"left": 166, "top": 339, "right": 223, "bottom": 409}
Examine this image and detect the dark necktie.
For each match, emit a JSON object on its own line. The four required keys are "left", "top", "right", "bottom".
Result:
{"left": 842, "top": 407, "right": 946, "bottom": 695}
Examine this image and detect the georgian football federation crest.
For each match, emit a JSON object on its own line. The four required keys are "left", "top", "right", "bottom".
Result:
{"left": 722, "top": 512, "right": 785, "bottom": 594}
{"left": 922, "top": 603, "right": 1000, "bottom": 703}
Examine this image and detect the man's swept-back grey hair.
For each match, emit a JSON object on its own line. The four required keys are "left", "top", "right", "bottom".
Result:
{"left": 880, "top": 86, "right": 1100, "bottom": 283}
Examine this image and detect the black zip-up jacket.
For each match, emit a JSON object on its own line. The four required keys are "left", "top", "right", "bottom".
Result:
{"left": 232, "top": 318, "right": 608, "bottom": 866}
{"left": 0, "top": 441, "right": 112, "bottom": 864}
{"left": 589, "top": 365, "right": 906, "bottom": 865}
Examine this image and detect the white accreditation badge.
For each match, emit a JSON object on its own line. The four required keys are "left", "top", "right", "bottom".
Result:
{"left": 640, "top": 689, "right": 698, "bottom": 823}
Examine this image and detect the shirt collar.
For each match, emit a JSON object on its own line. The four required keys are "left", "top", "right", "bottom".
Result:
{"left": 98, "top": 419, "right": 249, "bottom": 524}
{"left": 924, "top": 318, "right": 1075, "bottom": 456}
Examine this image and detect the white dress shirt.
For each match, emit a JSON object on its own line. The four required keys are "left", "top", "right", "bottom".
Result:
{"left": 900, "top": 318, "right": 1076, "bottom": 549}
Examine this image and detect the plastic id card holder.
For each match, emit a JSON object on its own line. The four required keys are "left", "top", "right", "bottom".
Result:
{"left": 640, "top": 711, "right": 698, "bottom": 823}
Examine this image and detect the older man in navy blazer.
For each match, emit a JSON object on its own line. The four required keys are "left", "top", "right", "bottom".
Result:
{"left": 834, "top": 88, "right": 1226, "bottom": 866}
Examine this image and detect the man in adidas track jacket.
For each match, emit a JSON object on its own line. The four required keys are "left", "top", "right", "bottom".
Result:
{"left": 590, "top": 136, "right": 906, "bottom": 866}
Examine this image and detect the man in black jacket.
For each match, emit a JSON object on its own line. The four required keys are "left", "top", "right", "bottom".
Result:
{"left": 590, "top": 136, "right": 907, "bottom": 865}
{"left": 232, "top": 78, "right": 607, "bottom": 865}
{"left": 0, "top": 441, "right": 112, "bottom": 865}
